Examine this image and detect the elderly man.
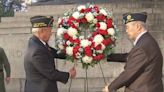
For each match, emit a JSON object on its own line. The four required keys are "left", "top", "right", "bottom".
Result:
{"left": 24, "top": 16, "right": 76, "bottom": 92}
{"left": 103, "top": 12, "right": 163, "bottom": 92}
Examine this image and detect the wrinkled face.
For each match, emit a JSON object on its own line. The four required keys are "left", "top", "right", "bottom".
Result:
{"left": 39, "top": 27, "right": 52, "bottom": 42}
{"left": 125, "top": 22, "right": 139, "bottom": 40}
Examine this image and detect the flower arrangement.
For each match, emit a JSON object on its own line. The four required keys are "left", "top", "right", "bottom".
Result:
{"left": 56, "top": 4, "right": 118, "bottom": 69}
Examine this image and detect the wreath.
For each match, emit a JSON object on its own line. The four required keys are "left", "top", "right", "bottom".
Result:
{"left": 56, "top": 4, "right": 117, "bottom": 69}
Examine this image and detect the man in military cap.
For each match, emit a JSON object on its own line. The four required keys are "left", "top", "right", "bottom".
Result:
{"left": 24, "top": 16, "right": 76, "bottom": 92}
{"left": 103, "top": 12, "right": 163, "bottom": 92}
{"left": 0, "top": 47, "right": 11, "bottom": 92}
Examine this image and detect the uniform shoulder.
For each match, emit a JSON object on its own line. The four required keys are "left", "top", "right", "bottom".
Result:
{"left": 143, "top": 33, "right": 157, "bottom": 46}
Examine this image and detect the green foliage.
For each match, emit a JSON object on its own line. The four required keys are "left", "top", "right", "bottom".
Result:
{"left": 0, "top": 0, "right": 15, "bottom": 19}
{"left": 66, "top": 55, "right": 74, "bottom": 63}
{"left": 0, "top": 2, "right": 3, "bottom": 16}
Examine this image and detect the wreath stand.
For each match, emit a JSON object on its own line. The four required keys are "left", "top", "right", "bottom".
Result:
{"left": 68, "top": 62, "right": 107, "bottom": 92}
{"left": 67, "top": 28, "right": 108, "bottom": 92}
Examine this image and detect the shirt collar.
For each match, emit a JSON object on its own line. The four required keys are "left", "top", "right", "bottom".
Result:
{"left": 39, "top": 39, "right": 46, "bottom": 46}
{"left": 133, "top": 31, "right": 147, "bottom": 46}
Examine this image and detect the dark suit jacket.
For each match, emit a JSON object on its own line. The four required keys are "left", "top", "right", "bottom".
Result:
{"left": 107, "top": 32, "right": 163, "bottom": 92}
{"left": 24, "top": 35, "right": 69, "bottom": 92}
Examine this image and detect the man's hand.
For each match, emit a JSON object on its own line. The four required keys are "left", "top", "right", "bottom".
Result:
{"left": 5, "top": 77, "right": 10, "bottom": 84}
{"left": 69, "top": 66, "right": 76, "bottom": 79}
{"left": 102, "top": 84, "right": 109, "bottom": 92}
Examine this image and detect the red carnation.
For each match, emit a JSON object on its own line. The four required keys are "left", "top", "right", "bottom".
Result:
{"left": 88, "top": 37, "right": 93, "bottom": 42}
{"left": 84, "top": 46, "right": 92, "bottom": 56}
{"left": 59, "top": 19, "right": 64, "bottom": 25}
{"left": 85, "top": 8, "right": 92, "bottom": 12}
{"left": 77, "top": 19, "right": 81, "bottom": 23}
{"left": 93, "top": 54, "right": 104, "bottom": 61}
{"left": 98, "top": 29, "right": 108, "bottom": 35}
{"left": 106, "top": 18, "right": 113, "bottom": 28}
{"left": 63, "top": 33, "right": 70, "bottom": 40}
{"left": 71, "top": 24, "right": 77, "bottom": 29}
{"left": 67, "top": 20, "right": 73, "bottom": 27}
{"left": 93, "top": 5, "right": 99, "bottom": 13}
{"left": 96, "top": 14, "right": 106, "bottom": 21}
{"left": 67, "top": 21, "right": 77, "bottom": 29}
{"left": 74, "top": 39, "right": 80, "bottom": 45}
{"left": 92, "top": 31, "right": 98, "bottom": 37}
{"left": 80, "top": 17, "right": 87, "bottom": 23}
{"left": 69, "top": 16, "right": 76, "bottom": 22}
{"left": 81, "top": 9, "right": 86, "bottom": 13}
{"left": 69, "top": 38, "right": 80, "bottom": 45}
{"left": 69, "top": 37, "right": 74, "bottom": 43}
{"left": 96, "top": 23, "right": 100, "bottom": 28}
{"left": 95, "top": 44, "right": 102, "bottom": 50}
{"left": 102, "top": 37, "right": 112, "bottom": 46}
{"left": 91, "top": 42, "right": 95, "bottom": 48}
{"left": 73, "top": 46, "right": 81, "bottom": 58}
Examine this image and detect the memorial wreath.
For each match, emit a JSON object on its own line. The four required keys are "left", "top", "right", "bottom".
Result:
{"left": 56, "top": 4, "right": 118, "bottom": 69}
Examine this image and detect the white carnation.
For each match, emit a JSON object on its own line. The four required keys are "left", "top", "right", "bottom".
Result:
{"left": 82, "top": 56, "right": 93, "bottom": 64}
{"left": 85, "top": 12, "right": 94, "bottom": 22}
{"left": 99, "top": 22, "right": 107, "bottom": 30}
{"left": 80, "top": 39, "right": 91, "bottom": 47}
{"left": 93, "top": 34, "right": 104, "bottom": 44}
{"left": 79, "top": 13, "right": 85, "bottom": 18}
{"left": 57, "top": 28, "right": 67, "bottom": 37}
{"left": 79, "top": 36, "right": 84, "bottom": 40}
{"left": 93, "top": 19, "right": 98, "bottom": 24}
{"left": 77, "top": 5, "right": 86, "bottom": 11}
{"left": 72, "top": 11, "right": 80, "bottom": 19}
{"left": 107, "top": 28, "right": 115, "bottom": 36}
{"left": 100, "top": 9, "right": 107, "bottom": 16}
{"left": 67, "top": 27, "right": 78, "bottom": 37}
{"left": 96, "top": 50, "right": 103, "bottom": 53}
{"left": 72, "top": 36, "right": 77, "bottom": 39}
{"left": 66, "top": 47, "right": 73, "bottom": 56}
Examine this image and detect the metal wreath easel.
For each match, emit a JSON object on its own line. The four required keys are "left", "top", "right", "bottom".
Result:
{"left": 68, "top": 62, "right": 107, "bottom": 92}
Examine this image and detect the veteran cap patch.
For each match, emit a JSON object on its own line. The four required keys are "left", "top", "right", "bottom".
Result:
{"left": 123, "top": 12, "right": 147, "bottom": 24}
{"left": 30, "top": 16, "right": 54, "bottom": 28}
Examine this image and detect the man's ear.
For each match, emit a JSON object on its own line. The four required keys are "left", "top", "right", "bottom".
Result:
{"left": 136, "top": 22, "right": 142, "bottom": 31}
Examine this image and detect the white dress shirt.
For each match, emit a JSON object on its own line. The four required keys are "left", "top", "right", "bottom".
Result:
{"left": 39, "top": 39, "right": 46, "bottom": 46}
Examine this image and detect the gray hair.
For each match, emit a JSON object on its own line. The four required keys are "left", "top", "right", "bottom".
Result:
{"left": 31, "top": 28, "right": 40, "bottom": 33}
{"left": 133, "top": 21, "right": 147, "bottom": 30}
